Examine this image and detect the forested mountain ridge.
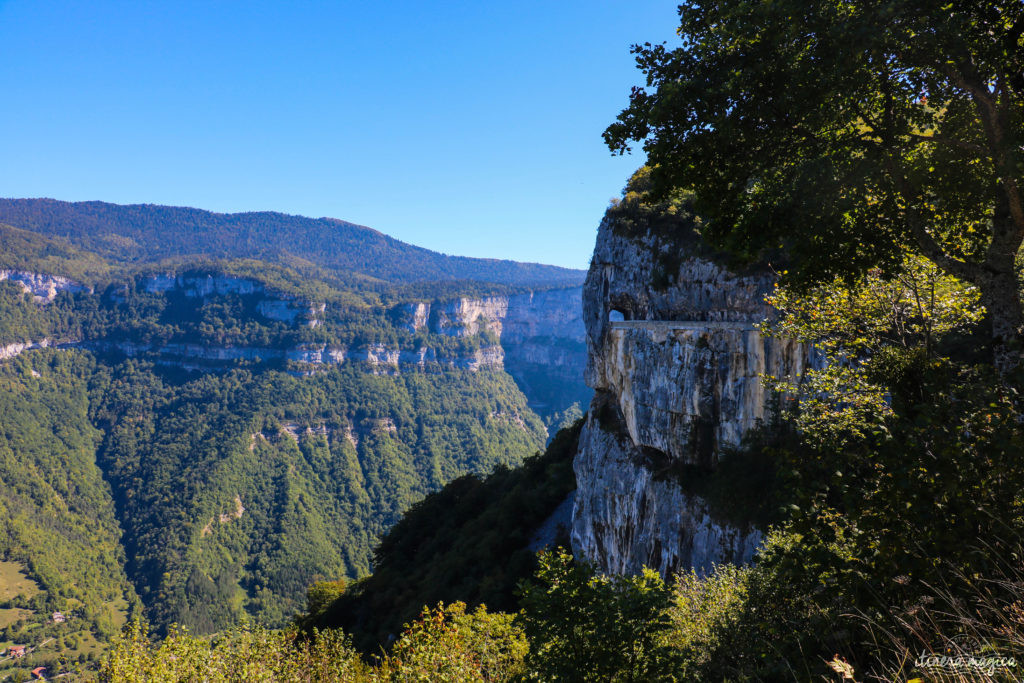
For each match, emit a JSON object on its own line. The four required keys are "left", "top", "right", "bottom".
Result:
{"left": 0, "top": 199, "right": 584, "bottom": 288}
{"left": 0, "top": 202, "right": 587, "bottom": 680}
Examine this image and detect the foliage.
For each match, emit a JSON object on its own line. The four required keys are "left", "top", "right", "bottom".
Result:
{"left": 743, "top": 250, "right": 1024, "bottom": 673}
{"left": 385, "top": 602, "right": 527, "bottom": 682}
{"left": 89, "top": 361, "right": 545, "bottom": 635}
{"left": 305, "top": 581, "right": 347, "bottom": 620}
{"left": 763, "top": 254, "right": 984, "bottom": 448}
{"left": 0, "top": 351, "right": 137, "bottom": 679}
{"left": 309, "top": 421, "right": 580, "bottom": 652}
{"left": 849, "top": 549, "right": 1024, "bottom": 682}
{"left": 95, "top": 619, "right": 371, "bottom": 682}
{"left": 94, "top": 607, "right": 524, "bottom": 683}
{"left": 543, "top": 401, "right": 584, "bottom": 436}
{"left": 0, "top": 223, "right": 113, "bottom": 285}
{"left": 517, "top": 548, "right": 680, "bottom": 682}
{"left": 605, "top": 0, "right": 1024, "bottom": 371}
{"left": 643, "top": 530, "right": 853, "bottom": 681}
{"left": 766, "top": 254, "right": 984, "bottom": 357}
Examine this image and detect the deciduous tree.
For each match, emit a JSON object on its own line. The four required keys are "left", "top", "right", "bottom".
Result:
{"left": 606, "top": 0, "right": 1024, "bottom": 374}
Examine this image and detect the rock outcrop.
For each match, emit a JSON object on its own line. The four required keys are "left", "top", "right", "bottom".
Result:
{"left": 1, "top": 270, "right": 587, "bottom": 411}
{"left": 571, "top": 204, "right": 817, "bottom": 576}
{"left": 142, "top": 272, "right": 324, "bottom": 327}
{"left": 396, "top": 288, "right": 584, "bottom": 345}
{"left": 1, "top": 338, "right": 60, "bottom": 360}
{"left": 136, "top": 273, "right": 585, "bottom": 390}
{"left": 396, "top": 287, "right": 588, "bottom": 416}
{"left": 0, "top": 270, "right": 87, "bottom": 302}
{"left": 83, "top": 340, "right": 505, "bottom": 375}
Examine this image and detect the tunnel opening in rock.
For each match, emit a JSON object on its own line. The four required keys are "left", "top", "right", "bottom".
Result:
{"left": 608, "top": 308, "right": 626, "bottom": 323}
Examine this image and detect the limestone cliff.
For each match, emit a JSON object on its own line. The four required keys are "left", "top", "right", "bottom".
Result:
{"left": 571, "top": 200, "right": 816, "bottom": 576}
{"left": 0, "top": 268, "right": 589, "bottom": 418}
{"left": 395, "top": 287, "right": 589, "bottom": 417}
{"left": 0, "top": 269, "right": 88, "bottom": 302}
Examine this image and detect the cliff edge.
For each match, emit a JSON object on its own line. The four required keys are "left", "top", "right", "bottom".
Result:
{"left": 571, "top": 182, "right": 816, "bottom": 576}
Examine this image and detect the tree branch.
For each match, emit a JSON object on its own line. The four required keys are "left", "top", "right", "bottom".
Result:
{"left": 885, "top": 157, "right": 982, "bottom": 283}
{"left": 943, "top": 63, "right": 1024, "bottom": 256}
{"left": 902, "top": 132, "right": 987, "bottom": 156}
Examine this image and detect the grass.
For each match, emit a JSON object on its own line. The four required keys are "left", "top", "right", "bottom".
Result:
{"left": 0, "top": 561, "right": 41, "bottom": 602}
{"left": 0, "top": 609, "right": 31, "bottom": 629}
{"left": 0, "top": 568, "right": 129, "bottom": 680}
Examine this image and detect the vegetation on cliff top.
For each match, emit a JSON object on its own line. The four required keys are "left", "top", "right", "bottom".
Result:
{"left": 606, "top": 0, "right": 1024, "bottom": 374}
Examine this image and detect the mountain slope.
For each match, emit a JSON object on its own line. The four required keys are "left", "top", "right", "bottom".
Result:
{"left": 0, "top": 196, "right": 586, "bottom": 674}
{"left": 0, "top": 214, "right": 582, "bottom": 648}
{"left": 0, "top": 199, "right": 584, "bottom": 287}
{"left": 0, "top": 351, "right": 135, "bottom": 677}
{"left": 91, "top": 360, "right": 545, "bottom": 633}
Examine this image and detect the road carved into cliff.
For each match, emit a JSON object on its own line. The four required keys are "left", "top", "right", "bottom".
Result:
{"left": 609, "top": 320, "right": 759, "bottom": 331}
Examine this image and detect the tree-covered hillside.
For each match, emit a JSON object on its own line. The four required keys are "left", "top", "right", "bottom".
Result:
{"left": 0, "top": 351, "right": 136, "bottom": 679}
{"left": 0, "top": 199, "right": 584, "bottom": 288}
{"left": 309, "top": 420, "right": 581, "bottom": 652}
{"left": 0, "top": 196, "right": 584, "bottom": 681}
{"left": 91, "top": 361, "right": 545, "bottom": 635}
{"left": 0, "top": 309, "right": 548, "bottom": 680}
{"left": 0, "top": 261, "right": 552, "bottom": 637}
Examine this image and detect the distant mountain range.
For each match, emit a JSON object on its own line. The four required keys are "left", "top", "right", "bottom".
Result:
{"left": 0, "top": 198, "right": 584, "bottom": 288}
{"left": 0, "top": 195, "right": 588, "bottom": 675}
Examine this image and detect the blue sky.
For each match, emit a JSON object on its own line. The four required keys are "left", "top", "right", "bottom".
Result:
{"left": 0, "top": 1, "right": 680, "bottom": 269}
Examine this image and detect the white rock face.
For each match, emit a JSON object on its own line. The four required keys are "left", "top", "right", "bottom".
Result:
{"left": 143, "top": 272, "right": 323, "bottom": 327}
{"left": 572, "top": 396, "right": 762, "bottom": 576}
{"left": 598, "top": 323, "right": 815, "bottom": 465}
{"left": 78, "top": 340, "right": 505, "bottom": 373}
{"left": 396, "top": 287, "right": 587, "bottom": 411}
{"left": 572, "top": 212, "right": 816, "bottom": 576}
{"left": 0, "top": 338, "right": 54, "bottom": 360}
{"left": 434, "top": 297, "right": 510, "bottom": 337}
{"left": 144, "top": 273, "right": 263, "bottom": 298}
{"left": 0, "top": 270, "right": 583, "bottom": 396}
{"left": 397, "top": 288, "right": 584, "bottom": 343}
{"left": 0, "top": 270, "right": 87, "bottom": 303}
{"left": 256, "top": 299, "right": 300, "bottom": 323}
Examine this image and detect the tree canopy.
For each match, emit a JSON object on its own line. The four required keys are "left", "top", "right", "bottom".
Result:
{"left": 605, "top": 0, "right": 1024, "bottom": 373}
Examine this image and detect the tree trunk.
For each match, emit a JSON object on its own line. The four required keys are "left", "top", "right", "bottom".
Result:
{"left": 977, "top": 268, "right": 1024, "bottom": 379}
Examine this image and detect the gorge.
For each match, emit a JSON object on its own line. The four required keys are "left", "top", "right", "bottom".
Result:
{"left": 0, "top": 202, "right": 589, "bottom": 648}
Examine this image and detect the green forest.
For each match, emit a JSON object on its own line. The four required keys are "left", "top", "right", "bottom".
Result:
{"left": 0, "top": 343, "right": 548, "bottom": 679}
{"left": 0, "top": 200, "right": 583, "bottom": 288}
{"left": 79, "top": 1, "right": 1024, "bottom": 681}
{"left": 0, "top": 199, "right": 586, "bottom": 680}
{"left": 4, "top": 0, "right": 1024, "bottom": 680}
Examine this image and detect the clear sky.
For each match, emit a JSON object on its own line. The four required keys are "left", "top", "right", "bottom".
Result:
{"left": 0, "top": 1, "right": 680, "bottom": 270}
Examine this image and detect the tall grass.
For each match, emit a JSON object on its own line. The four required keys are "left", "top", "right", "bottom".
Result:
{"left": 834, "top": 544, "right": 1024, "bottom": 682}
